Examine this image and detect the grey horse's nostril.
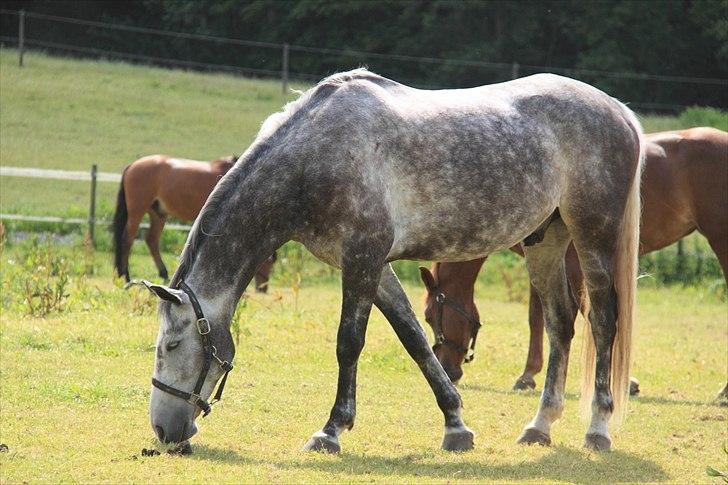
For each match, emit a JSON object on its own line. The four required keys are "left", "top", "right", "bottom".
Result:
{"left": 155, "top": 425, "right": 165, "bottom": 442}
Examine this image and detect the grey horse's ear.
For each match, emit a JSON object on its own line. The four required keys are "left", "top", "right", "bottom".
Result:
{"left": 142, "top": 281, "right": 190, "bottom": 305}
{"left": 419, "top": 267, "right": 437, "bottom": 291}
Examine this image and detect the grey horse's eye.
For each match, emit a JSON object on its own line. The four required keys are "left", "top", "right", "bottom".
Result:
{"left": 166, "top": 340, "right": 180, "bottom": 352}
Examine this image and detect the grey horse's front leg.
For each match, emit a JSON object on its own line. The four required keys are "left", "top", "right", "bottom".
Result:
{"left": 374, "top": 264, "right": 474, "bottom": 451}
{"left": 302, "top": 246, "right": 383, "bottom": 454}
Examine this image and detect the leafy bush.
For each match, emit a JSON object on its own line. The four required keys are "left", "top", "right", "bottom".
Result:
{"left": 679, "top": 106, "right": 728, "bottom": 132}
{"left": 639, "top": 233, "right": 725, "bottom": 296}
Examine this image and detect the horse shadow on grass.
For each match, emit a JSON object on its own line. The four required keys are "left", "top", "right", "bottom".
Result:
{"left": 188, "top": 444, "right": 668, "bottom": 483}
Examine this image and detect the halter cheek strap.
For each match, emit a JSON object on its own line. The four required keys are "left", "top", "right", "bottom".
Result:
{"left": 431, "top": 291, "right": 483, "bottom": 364}
{"left": 151, "top": 281, "right": 233, "bottom": 417}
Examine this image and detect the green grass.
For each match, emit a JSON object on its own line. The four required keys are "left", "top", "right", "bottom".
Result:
{"left": 0, "top": 50, "right": 302, "bottom": 218}
{"left": 0, "top": 244, "right": 726, "bottom": 483}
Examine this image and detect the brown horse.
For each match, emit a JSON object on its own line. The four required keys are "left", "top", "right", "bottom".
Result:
{"left": 112, "top": 154, "right": 276, "bottom": 291}
{"left": 421, "top": 127, "right": 728, "bottom": 397}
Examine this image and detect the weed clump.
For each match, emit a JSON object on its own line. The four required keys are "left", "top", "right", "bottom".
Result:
{"left": 3, "top": 237, "right": 72, "bottom": 316}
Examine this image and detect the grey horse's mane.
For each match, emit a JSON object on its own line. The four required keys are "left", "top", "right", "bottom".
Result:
{"left": 170, "top": 68, "right": 388, "bottom": 287}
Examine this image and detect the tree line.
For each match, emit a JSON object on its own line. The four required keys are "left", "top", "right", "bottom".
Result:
{"left": 2, "top": 0, "right": 727, "bottom": 110}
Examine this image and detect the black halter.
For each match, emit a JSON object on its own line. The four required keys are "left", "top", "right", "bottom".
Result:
{"left": 151, "top": 281, "right": 233, "bottom": 417}
{"left": 431, "top": 290, "right": 483, "bottom": 364}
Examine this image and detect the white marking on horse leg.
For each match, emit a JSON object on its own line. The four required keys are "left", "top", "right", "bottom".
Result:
{"left": 586, "top": 382, "right": 612, "bottom": 438}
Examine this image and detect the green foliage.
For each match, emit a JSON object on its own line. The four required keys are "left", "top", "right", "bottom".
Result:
{"left": 680, "top": 107, "right": 728, "bottom": 132}
{"left": 1, "top": 0, "right": 726, "bottom": 109}
{"left": 639, "top": 233, "right": 725, "bottom": 296}
{"left": 1, "top": 236, "right": 71, "bottom": 316}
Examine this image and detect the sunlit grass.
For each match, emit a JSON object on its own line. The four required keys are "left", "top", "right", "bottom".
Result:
{"left": 0, "top": 245, "right": 725, "bottom": 483}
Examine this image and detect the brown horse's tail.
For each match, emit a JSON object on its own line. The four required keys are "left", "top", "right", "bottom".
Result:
{"left": 112, "top": 166, "right": 130, "bottom": 279}
{"left": 581, "top": 105, "right": 644, "bottom": 426}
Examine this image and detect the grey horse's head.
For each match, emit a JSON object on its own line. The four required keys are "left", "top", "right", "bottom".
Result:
{"left": 144, "top": 282, "right": 235, "bottom": 444}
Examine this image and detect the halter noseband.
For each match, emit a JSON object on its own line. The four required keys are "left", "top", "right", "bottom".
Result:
{"left": 431, "top": 290, "right": 482, "bottom": 364}
{"left": 151, "top": 281, "right": 233, "bottom": 417}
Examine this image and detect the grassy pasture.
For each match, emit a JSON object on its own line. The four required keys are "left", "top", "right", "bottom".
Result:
{"left": 0, "top": 51, "right": 727, "bottom": 483}
{"left": 0, "top": 244, "right": 726, "bottom": 483}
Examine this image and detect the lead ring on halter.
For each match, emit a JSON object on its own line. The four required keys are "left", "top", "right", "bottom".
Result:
{"left": 431, "top": 291, "right": 482, "bottom": 364}
{"left": 151, "top": 281, "right": 233, "bottom": 417}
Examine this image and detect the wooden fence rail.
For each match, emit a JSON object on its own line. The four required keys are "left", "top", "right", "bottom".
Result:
{"left": 1, "top": 165, "right": 192, "bottom": 244}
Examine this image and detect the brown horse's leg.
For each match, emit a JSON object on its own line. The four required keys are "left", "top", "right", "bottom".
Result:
{"left": 146, "top": 210, "right": 169, "bottom": 281}
{"left": 699, "top": 228, "right": 728, "bottom": 402}
{"left": 121, "top": 210, "right": 144, "bottom": 282}
{"left": 513, "top": 283, "right": 544, "bottom": 391}
{"left": 254, "top": 252, "right": 277, "bottom": 293}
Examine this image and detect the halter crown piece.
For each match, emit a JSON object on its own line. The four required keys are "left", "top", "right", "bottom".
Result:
{"left": 151, "top": 281, "right": 233, "bottom": 417}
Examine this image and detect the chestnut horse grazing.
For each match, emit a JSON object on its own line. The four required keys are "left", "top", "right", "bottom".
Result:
{"left": 112, "top": 155, "right": 278, "bottom": 291}
{"left": 421, "top": 127, "right": 728, "bottom": 399}
{"left": 141, "top": 69, "right": 642, "bottom": 454}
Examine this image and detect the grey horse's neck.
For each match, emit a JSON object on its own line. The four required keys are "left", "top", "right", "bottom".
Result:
{"left": 175, "top": 150, "right": 298, "bottom": 323}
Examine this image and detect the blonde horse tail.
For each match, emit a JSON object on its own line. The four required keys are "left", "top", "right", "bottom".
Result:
{"left": 581, "top": 104, "right": 643, "bottom": 425}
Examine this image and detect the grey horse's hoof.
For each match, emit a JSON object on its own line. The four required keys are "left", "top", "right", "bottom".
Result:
{"left": 442, "top": 427, "right": 475, "bottom": 452}
{"left": 302, "top": 431, "right": 340, "bottom": 454}
{"left": 629, "top": 377, "right": 640, "bottom": 396}
{"left": 512, "top": 375, "right": 537, "bottom": 391}
{"left": 168, "top": 440, "right": 192, "bottom": 455}
{"left": 584, "top": 433, "right": 611, "bottom": 452}
{"left": 517, "top": 427, "right": 551, "bottom": 446}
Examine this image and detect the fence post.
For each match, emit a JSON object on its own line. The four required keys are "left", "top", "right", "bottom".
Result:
{"left": 281, "top": 43, "right": 289, "bottom": 95}
{"left": 511, "top": 62, "right": 519, "bottom": 79}
{"left": 18, "top": 9, "right": 25, "bottom": 67}
{"left": 88, "top": 164, "right": 98, "bottom": 247}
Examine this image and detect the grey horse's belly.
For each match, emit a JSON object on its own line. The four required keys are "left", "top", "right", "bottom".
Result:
{"left": 387, "top": 184, "right": 558, "bottom": 262}
{"left": 383, "top": 115, "right": 563, "bottom": 262}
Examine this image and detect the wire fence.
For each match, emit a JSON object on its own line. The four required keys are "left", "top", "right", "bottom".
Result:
{"left": 1, "top": 8, "right": 726, "bottom": 112}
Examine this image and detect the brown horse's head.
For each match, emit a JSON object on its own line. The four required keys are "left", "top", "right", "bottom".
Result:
{"left": 419, "top": 266, "right": 480, "bottom": 384}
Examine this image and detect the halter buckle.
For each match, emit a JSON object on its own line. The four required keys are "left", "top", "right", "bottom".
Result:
{"left": 187, "top": 392, "right": 202, "bottom": 405}
{"left": 436, "top": 293, "right": 446, "bottom": 304}
{"left": 196, "top": 317, "right": 211, "bottom": 335}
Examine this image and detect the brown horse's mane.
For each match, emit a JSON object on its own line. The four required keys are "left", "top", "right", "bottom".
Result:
{"left": 210, "top": 155, "right": 238, "bottom": 174}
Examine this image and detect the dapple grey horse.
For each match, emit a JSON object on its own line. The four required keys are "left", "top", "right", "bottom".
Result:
{"left": 143, "top": 69, "right": 643, "bottom": 454}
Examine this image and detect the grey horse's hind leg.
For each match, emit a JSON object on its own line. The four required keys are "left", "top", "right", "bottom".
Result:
{"left": 517, "top": 218, "right": 578, "bottom": 446}
{"left": 374, "top": 264, "right": 474, "bottom": 451}
{"left": 302, "top": 242, "right": 384, "bottom": 454}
